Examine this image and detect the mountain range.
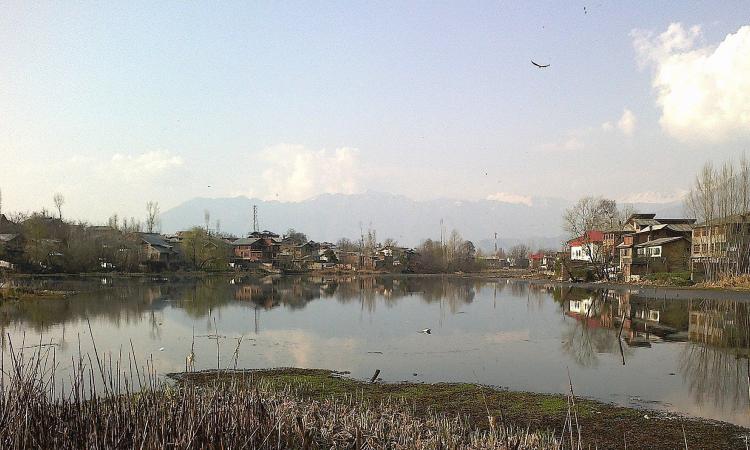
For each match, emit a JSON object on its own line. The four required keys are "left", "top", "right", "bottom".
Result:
{"left": 160, "top": 192, "right": 686, "bottom": 251}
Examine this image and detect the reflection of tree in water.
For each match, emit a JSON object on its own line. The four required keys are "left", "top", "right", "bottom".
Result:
{"left": 331, "top": 276, "right": 477, "bottom": 314}
{"left": 558, "top": 290, "right": 625, "bottom": 367}
{"left": 560, "top": 319, "right": 620, "bottom": 367}
{"left": 0, "top": 282, "right": 175, "bottom": 333}
{"left": 679, "top": 299, "right": 750, "bottom": 412}
{"left": 1, "top": 275, "right": 481, "bottom": 341}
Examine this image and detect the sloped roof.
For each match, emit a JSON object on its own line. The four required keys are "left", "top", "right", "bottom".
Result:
{"left": 694, "top": 213, "right": 750, "bottom": 227}
{"left": 634, "top": 236, "right": 685, "bottom": 248}
{"left": 632, "top": 218, "right": 660, "bottom": 227}
{"left": 568, "top": 230, "right": 605, "bottom": 246}
{"left": 140, "top": 233, "right": 172, "bottom": 248}
{"left": 635, "top": 224, "right": 693, "bottom": 234}
{"left": 233, "top": 237, "right": 261, "bottom": 246}
{"left": 0, "top": 234, "right": 19, "bottom": 242}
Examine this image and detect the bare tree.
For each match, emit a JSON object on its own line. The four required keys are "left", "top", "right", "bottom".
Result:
{"left": 145, "top": 201, "right": 160, "bottom": 233}
{"left": 383, "top": 238, "right": 399, "bottom": 248}
{"left": 107, "top": 213, "right": 119, "bottom": 230}
{"left": 563, "top": 196, "right": 622, "bottom": 279}
{"left": 509, "top": 244, "right": 530, "bottom": 262}
{"left": 618, "top": 203, "right": 638, "bottom": 225}
{"left": 686, "top": 156, "right": 750, "bottom": 281}
{"left": 53, "top": 193, "right": 65, "bottom": 219}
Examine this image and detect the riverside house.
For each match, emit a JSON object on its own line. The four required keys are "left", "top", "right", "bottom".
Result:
{"left": 567, "top": 231, "right": 604, "bottom": 262}
{"left": 690, "top": 213, "right": 750, "bottom": 281}
{"left": 139, "top": 233, "right": 180, "bottom": 270}
{"left": 617, "top": 222, "right": 694, "bottom": 281}
{"left": 232, "top": 231, "right": 282, "bottom": 267}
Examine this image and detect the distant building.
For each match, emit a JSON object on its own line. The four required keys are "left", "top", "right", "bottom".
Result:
{"left": 232, "top": 231, "right": 282, "bottom": 266}
{"left": 139, "top": 233, "right": 180, "bottom": 269}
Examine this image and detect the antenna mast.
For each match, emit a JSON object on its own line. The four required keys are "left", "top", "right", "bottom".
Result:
{"left": 252, "top": 205, "right": 259, "bottom": 233}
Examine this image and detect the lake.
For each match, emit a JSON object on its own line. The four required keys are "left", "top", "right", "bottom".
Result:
{"left": 1, "top": 275, "right": 748, "bottom": 427}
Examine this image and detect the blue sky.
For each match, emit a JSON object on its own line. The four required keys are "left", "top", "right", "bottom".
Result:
{"left": 1, "top": 1, "right": 749, "bottom": 221}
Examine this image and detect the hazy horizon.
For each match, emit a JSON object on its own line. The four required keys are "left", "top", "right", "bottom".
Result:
{"left": 2, "top": 2, "right": 748, "bottom": 223}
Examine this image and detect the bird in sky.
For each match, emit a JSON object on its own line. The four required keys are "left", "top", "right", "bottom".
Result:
{"left": 531, "top": 60, "right": 550, "bottom": 68}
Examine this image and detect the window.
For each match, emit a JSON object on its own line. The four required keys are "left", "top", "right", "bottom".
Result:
{"left": 650, "top": 247, "right": 661, "bottom": 257}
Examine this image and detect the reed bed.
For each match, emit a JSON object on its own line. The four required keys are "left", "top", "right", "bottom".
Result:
{"left": 0, "top": 334, "right": 564, "bottom": 450}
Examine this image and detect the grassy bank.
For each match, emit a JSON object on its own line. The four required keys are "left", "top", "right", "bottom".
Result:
{"left": 1, "top": 346, "right": 556, "bottom": 449}
{"left": 174, "top": 368, "right": 749, "bottom": 450}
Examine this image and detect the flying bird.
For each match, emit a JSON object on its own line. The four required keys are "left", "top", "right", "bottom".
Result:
{"left": 420, "top": 328, "right": 432, "bottom": 335}
{"left": 531, "top": 60, "right": 550, "bottom": 68}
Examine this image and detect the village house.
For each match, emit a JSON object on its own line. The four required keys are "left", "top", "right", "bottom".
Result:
{"left": 567, "top": 231, "right": 604, "bottom": 262}
{"left": 690, "top": 213, "right": 750, "bottom": 281}
{"left": 0, "top": 233, "right": 25, "bottom": 269}
{"left": 529, "top": 252, "right": 544, "bottom": 269}
{"left": 617, "top": 222, "right": 694, "bottom": 281}
{"left": 602, "top": 228, "right": 627, "bottom": 265}
{"left": 0, "top": 233, "right": 24, "bottom": 259}
{"left": 139, "top": 233, "right": 180, "bottom": 269}
{"left": 232, "top": 231, "right": 282, "bottom": 267}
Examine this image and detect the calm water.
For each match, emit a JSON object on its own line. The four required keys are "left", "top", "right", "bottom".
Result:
{"left": 2, "top": 275, "right": 749, "bottom": 427}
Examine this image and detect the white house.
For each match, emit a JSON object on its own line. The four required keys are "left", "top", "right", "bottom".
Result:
{"left": 568, "top": 231, "right": 605, "bottom": 262}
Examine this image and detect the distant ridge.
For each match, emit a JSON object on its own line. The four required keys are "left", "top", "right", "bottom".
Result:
{"left": 160, "top": 192, "right": 686, "bottom": 249}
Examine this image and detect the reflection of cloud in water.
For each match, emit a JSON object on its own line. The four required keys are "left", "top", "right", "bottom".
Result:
{"left": 254, "top": 329, "right": 359, "bottom": 368}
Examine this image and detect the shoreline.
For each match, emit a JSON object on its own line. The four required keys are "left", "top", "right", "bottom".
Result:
{"left": 5, "top": 270, "right": 750, "bottom": 301}
{"left": 172, "top": 367, "right": 749, "bottom": 450}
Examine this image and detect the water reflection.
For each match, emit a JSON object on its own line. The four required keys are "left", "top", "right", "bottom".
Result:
{"left": 1, "top": 275, "right": 749, "bottom": 426}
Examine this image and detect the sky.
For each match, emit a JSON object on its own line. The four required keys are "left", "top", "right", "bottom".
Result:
{"left": 1, "top": 1, "right": 749, "bottom": 222}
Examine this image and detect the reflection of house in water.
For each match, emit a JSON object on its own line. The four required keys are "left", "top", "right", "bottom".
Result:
{"left": 561, "top": 290, "right": 692, "bottom": 348}
{"left": 564, "top": 296, "right": 615, "bottom": 329}
{"left": 689, "top": 310, "right": 729, "bottom": 345}
{"left": 687, "top": 304, "right": 748, "bottom": 350}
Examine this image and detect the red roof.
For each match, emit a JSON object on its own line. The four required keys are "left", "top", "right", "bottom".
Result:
{"left": 529, "top": 252, "right": 544, "bottom": 260}
{"left": 567, "top": 230, "right": 604, "bottom": 246}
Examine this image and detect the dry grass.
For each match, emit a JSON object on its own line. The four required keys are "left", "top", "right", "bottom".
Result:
{"left": 0, "top": 334, "right": 562, "bottom": 449}
{"left": 696, "top": 274, "right": 750, "bottom": 289}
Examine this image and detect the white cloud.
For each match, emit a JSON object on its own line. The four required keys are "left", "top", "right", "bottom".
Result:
{"left": 617, "top": 109, "right": 636, "bottom": 135}
{"left": 619, "top": 189, "right": 689, "bottom": 204}
{"left": 601, "top": 109, "right": 636, "bottom": 136}
{"left": 539, "top": 134, "right": 585, "bottom": 152}
{"left": 486, "top": 192, "right": 533, "bottom": 206}
{"left": 107, "top": 151, "right": 184, "bottom": 180}
{"left": 255, "top": 144, "right": 362, "bottom": 202}
{"left": 632, "top": 23, "right": 750, "bottom": 141}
